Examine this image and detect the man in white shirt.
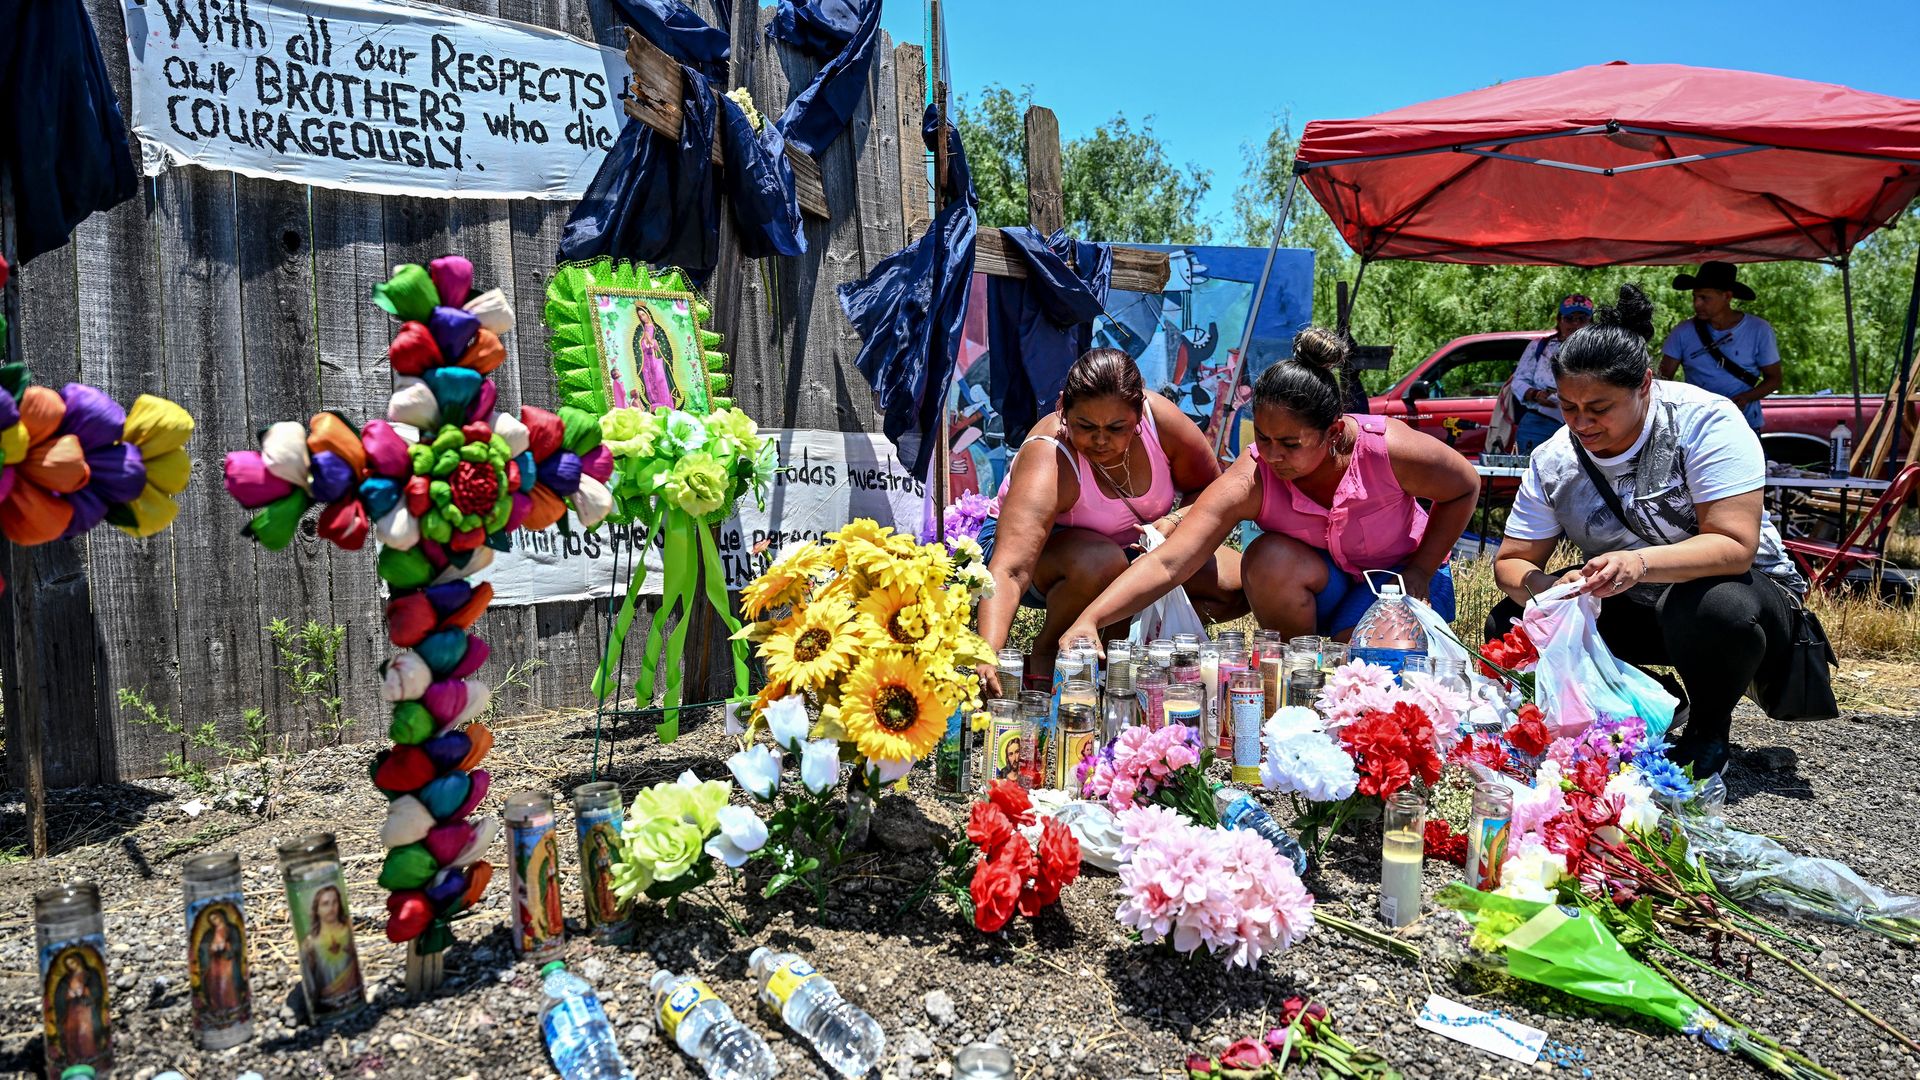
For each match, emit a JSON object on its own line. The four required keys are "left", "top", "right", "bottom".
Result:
{"left": 1658, "top": 262, "right": 1781, "bottom": 431}
{"left": 1507, "top": 294, "right": 1592, "bottom": 454}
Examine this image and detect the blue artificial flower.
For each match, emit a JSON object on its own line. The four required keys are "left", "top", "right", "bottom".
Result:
{"left": 1635, "top": 752, "right": 1695, "bottom": 802}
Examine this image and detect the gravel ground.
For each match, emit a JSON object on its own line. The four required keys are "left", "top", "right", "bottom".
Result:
{"left": 1, "top": 702, "right": 1917, "bottom": 1080}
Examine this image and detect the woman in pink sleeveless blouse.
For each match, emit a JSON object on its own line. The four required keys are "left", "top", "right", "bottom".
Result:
{"left": 1062, "top": 329, "right": 1479, "bottom": 647}
{"left": 977, "top": 350, "right": 1242, "bottom": 692}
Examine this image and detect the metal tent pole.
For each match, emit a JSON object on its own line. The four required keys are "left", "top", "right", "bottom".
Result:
{"left": 1841, "top": 257, "right": 1864, "bottom": 436}
{"left": 1211, "top": 169, "right": 1301, "bottom": 460}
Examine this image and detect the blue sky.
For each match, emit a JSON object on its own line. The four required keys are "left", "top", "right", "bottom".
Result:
{"left": 878, "top": 0, "right": 1920, "bottom": 241}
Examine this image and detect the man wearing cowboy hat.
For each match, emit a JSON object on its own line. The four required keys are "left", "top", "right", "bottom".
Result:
{"left": 1658, "top": 261, "right": 1782, "bottom": 431}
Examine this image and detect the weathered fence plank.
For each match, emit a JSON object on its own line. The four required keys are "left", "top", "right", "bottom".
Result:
{"left": 6, "top": 0, "right": 905, "bottom": 781}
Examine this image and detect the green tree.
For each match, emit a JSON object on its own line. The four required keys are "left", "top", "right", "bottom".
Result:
{"left": 1233, "top": 121, "right": 1920, "bottom": 398}
{"left": 954, "top": 84, "right": 1212, "bottom": 244}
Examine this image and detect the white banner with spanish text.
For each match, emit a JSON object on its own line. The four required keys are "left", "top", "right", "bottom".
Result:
{"left": 476, "top": 430, "right": 928, "bottom": 607}
{"left": 122, "top": 0, "right": 627, "bottom": 199}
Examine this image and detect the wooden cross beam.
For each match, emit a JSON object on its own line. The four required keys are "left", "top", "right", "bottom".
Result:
{"left": 623, "top": 30, "right": 830, "bottom": 219}
{"left": 623, "top": 30, "right": 1170, "bottom": 294}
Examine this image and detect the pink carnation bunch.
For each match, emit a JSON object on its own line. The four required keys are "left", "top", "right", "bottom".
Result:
{"left": 1078, "top": 723, "right": 1202, "bottom": 812}
{"left": 1398, "top": 670, "right": 1468, "bottom": 747}
{"left": 1315, "top": 660, "right": 1397, "bottom": 731}
{"left": 1114, "top": 807, "right": 1316, "bottom": 970}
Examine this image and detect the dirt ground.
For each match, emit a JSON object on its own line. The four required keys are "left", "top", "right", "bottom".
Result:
{"left": 1, "top": 700, "right": 1917, "bottom": 1080}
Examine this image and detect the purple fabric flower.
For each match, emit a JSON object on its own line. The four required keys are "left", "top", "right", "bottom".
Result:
{"left": 82, "top": 441, "right": 147, "bottom": 505}
{"left": 537, "top": 451, "right": 582, "bottom": 496}
{"left": 427, "top": 305, "right": 480, "bottom": 365}
{"left": 428, "top": 255, "right": 475, "bottom": 308}
{"left": 308, "top": 450, "right": 357, "bottom": 503}
{"left": 57, "top": 383, "right": 127, "bottom": 448}
{"left": 0, "top": 388, "right": 19, "bottom": 433}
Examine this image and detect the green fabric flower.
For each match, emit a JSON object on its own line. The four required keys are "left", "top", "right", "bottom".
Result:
{"left": 618, "top": 817, "right": 705, "bottom": 891}
{"left": 600, "top": 407, "right": 647, "bottom": 443}
{"left": 704, "top": 408, "right": 761, "bottom": 462}
{"left": 664, "top": 452, "right": 731, "bottom": 517}
{"left": 661, "top": 410, "right": 708, "bottom": 456}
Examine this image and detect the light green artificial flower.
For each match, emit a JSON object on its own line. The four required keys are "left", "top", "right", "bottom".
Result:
{"left": 601, "top": 407, "right": 645, "bottom": 443}
{"left": 749, "top": 439, "right": 779, "bottom": 505}
{"left": 620, "top": 817, "right": 705, "bottom": 888}
{"left": 705, "top": 408, "right": 761, "bottom": 462}
{"left": 662, "top": 409, "right": 708, "bottom": 455}
{"left": 669, "top": 769, "right": 729, "bottom": 834}
{"left": 665, "top": 452, "right": 731, "bottom": 517}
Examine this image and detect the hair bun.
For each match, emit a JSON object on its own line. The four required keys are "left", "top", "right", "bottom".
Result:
{"left": 1594, "top": 283, "right": 1655, "bottom": 343}
{"left": 1290, "top": 326, "right": 1350, "bottom": 371}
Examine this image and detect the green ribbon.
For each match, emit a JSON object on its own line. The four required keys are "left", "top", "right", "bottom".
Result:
{"left": 604, "top": 505, "right": 752, "bottom": 744}
{"left": 635, "top": 508, "right": 698, "bottom": 741}
{"left": 695, "top": 517, "right": 750, "bottom": 701}
{"left": 591, "top": 504, "right": 658, "bottom": 702}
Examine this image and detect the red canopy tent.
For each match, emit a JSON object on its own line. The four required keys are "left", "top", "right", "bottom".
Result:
{"left": 1216, "top": 61, "right": 1920, "bottom": 463}
{"left": 1294, "top": 61, "right": 1920, "bottom": 266}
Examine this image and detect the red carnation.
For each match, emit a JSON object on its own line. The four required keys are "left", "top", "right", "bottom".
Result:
{"left": 1569, "top": 757, "right": 1611, "bottom": 797}
{"left": 449, "top": 460, "right": 501, "bottom": 515}
{"left": 1448, "top": 734, "right": 1514, "bottom": 776}
{"left": 966, "top": 801, "right": 1015, "bottom": 859}
{"left": 1424, "top": 819, "right": 1469, "bottom": 866}
{"left": 969, "top": 850, "right": 1024, "bottom": 933}
{"left": 986, "top": 778, "right": 1035, "bottom": 826}
{"left": 1506, "top": 714, "right": 1552, "bottom": 757}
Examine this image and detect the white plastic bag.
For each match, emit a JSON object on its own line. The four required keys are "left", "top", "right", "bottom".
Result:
{"left": 1522, "top": 578, "right": 1678, "bottom": 739}
{"left": 1407, "top": 594, "right": 1472, "bottom": 670}
{"left": 1126, "top": 525, "right": 1207, "bottom": 646}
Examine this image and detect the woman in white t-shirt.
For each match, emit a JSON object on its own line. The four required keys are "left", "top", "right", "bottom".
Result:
{"left": 1490, "top": 284, "right": 1805, "bottom": 778}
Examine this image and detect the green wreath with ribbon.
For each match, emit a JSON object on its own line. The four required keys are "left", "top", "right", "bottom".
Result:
{"left": 545, "top": 260, "right": 774, "bottom": 741}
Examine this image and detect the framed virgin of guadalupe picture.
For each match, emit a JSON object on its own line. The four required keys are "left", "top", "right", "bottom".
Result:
{"left": 545, "top": 260, "right": 730, "bottom": 418}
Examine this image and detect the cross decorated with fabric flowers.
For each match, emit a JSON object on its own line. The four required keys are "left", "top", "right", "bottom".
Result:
{"left": 222, "top": 256, "right": 615, "bottom": 981}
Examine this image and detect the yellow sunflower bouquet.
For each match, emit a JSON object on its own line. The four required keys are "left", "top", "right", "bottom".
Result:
{"left": 737, "top": 518, "right": 993, "bottom": 766}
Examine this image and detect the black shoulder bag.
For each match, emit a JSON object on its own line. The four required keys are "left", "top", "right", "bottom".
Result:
{"left": 1692, "top": 318, "right": 1761, "bottom": 388}
{"left": 1571, "top": 439, "right": 1837, "bottom": 722}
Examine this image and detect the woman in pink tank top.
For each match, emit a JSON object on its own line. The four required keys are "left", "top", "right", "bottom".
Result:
{"left": 1062, "top": 329, "right": 1480, "bottom": 647}
{"left": 978, "top": 349, "right": 1243, "bottom": 691}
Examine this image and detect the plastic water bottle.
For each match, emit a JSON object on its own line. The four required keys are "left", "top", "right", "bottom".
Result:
{"left": 748, "top": 947, "right": 887, "bottom": 1077}
{"left": 1830, "top": 421, "right": 1852, "bottom": 479}
{"left": 1349, "top": 578, "right": 1427, "bottom": 674}
{"left": 651, "top": 969, "right": 779, "bottom": 1080}
{"left": 539, "top": 962, "right": 632, "bottom": 1080}
{"left": 1214, "top": 788, "right": 1310, "bottom": 876}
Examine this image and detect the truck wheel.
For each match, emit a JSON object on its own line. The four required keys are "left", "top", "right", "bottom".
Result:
{"left": 1760, "top": 433, "right": 1828, "bottom": 469}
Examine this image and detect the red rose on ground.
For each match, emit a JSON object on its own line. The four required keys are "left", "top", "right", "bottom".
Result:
{"left": 1185, "top": 1054, "right": 1215, "bottom": 1079}
{"left": 1424, "top": 819, "right": 1469, "bottom": 866}
{"left": 1506, "top": 714, "right": 1552, "bottom": 757}
{"left": 966, "top": 801, "right": 1015, "bottom": 858}
{"left": 986, "top": 778, "right": 1035, "bottom": 826}
{"left": 969, "top": 849, "right": 1024, "bottom": 932}
{"left": 1219, "top": 1038, "right": 1272, "bottom": 1070}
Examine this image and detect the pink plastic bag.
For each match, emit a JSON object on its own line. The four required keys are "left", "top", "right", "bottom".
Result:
{"left": 1521, "top": 579, "right": 1678, "bottom": 740}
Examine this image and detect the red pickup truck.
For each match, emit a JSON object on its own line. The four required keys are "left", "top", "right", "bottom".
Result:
{"left": 1370, "top": 331, "right": 1879, "bottom": 467}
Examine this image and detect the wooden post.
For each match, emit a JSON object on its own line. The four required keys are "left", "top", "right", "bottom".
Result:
{"left": 1023, "top": 106, "right": 1065, "bottom": 236}
{"left": 894, "top": 43, "right": 931, "bottom": 238}
{"left": 405, "top": 940, "right": 444, "bottom": 996}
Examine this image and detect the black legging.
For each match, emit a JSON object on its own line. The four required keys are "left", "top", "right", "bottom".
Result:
{"left": 1484, "top": 571, "right": 1797, "bottom": 747}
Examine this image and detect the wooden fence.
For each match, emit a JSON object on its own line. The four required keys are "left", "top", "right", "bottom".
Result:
{"left": 1, "top": 0, "right": 915, "bottom": 787}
